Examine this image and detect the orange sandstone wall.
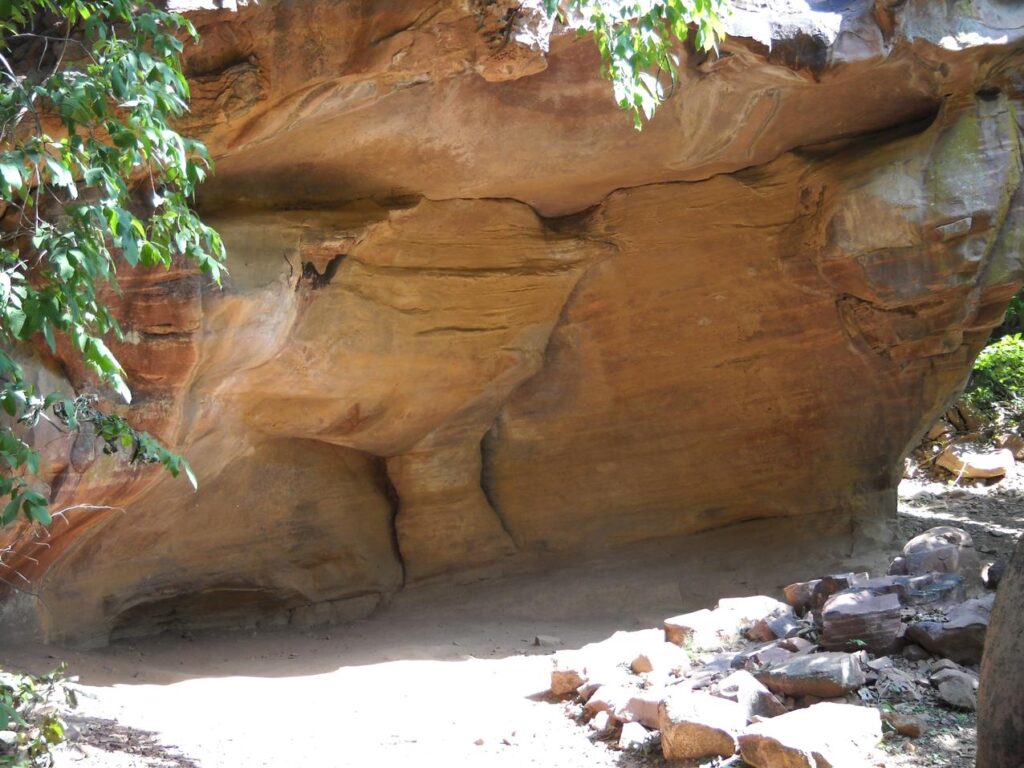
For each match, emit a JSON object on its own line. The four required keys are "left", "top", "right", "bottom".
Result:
{"left": 5, "top": 0, "right": 1024, "bottom": 643}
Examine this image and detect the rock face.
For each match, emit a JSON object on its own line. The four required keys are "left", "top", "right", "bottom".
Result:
{"left": 978, "top": 537, "right": 1024, "bottom": 768}
{"left": 4, "top": 0, "right": 1024, "bottom": 643}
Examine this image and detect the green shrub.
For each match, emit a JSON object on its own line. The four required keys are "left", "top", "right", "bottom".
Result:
{"left": 0, "top": 664, "right": 75, "bottom": 767}
{"left": 965, "top": 333, "right": 1024, "bottom": 413}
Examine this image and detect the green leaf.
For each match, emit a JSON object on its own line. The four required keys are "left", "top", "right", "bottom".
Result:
{"left": 0, "top": 161, "right": 22, "bottom": 190}
{"left": 2, "top": 498, "right": 21, "bottom": 525}
{"left": 27, "top": 503, "right": 52, "bottom": 526}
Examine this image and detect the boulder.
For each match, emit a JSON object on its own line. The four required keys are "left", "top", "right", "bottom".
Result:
{"left": 936, "top": 673, "right": 978, "bottom": 711}
{"left": 883, "top": 711, "right": 924, "bottom": 739}
{"left": 820, "top": 590, "right": 901, "bottom": 654}
{"left": 659, "top": 691, "right": 745, "bottom": 761}
{"left": 936, "top": 447, "right": 1014, "bottom": 479}
{"left": 905, "top": 527, "right": 978, "bottom": 574}
{"left": 738, "top": 703, "right": 881, "bottom": 768}
{"left": 905, "top": 594, "right": 995, "bottom": 664}
{"left": 890, "top": 527, "right": 980, "bottom": 582}
{"left": 783, "top": 580, "right": 821, "bottom": 615}
{"left": 551, "top": 654, "right": 586, "bottom": 696}
{"left": 756, "top": 653, "right": 867, "bottom": 699}
{"left": 716, "top": 670, "right": 787, "bottom": 720}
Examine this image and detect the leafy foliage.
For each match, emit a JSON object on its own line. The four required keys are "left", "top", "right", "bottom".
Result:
{"left": 0, "top": 1, "right": 224, "bottom": 526}
{"left": 998, "top": 288, "right": 1024, "bottom": 335}
{"left": 964, "top": 333, "right": 1024, "bottom": 414}
{"left": 0, "top": 663, "right": 75, "bottom": 767}
{"left": 550, "top": 0, "right": 729, "bottom": 127}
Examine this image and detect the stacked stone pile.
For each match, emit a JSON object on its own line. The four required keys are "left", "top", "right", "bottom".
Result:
{"left": 548, "top": 525, "right": 1001, "bottom": 765}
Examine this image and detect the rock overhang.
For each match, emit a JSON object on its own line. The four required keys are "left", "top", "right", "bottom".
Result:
{"left": 3, "top": 0, "right": 1024, "bottom": 644}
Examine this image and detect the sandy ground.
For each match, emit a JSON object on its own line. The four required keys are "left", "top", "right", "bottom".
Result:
{"left": 0, "top": 479, "right": 1019, "bottom": 768}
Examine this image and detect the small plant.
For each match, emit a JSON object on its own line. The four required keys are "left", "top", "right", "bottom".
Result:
{"left": 0, "top": 664, "right": 76, "bottom": 767}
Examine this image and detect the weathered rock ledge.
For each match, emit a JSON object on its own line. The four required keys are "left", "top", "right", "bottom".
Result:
{"left": 4, "top": 0, "right": 1024, "bottom": 644}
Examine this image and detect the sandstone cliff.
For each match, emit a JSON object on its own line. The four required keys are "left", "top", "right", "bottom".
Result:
{"left": 4, "top": 0, "right": 1024, "bottom": 644}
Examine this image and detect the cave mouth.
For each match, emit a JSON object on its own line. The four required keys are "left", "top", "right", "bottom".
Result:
{"left": 108, "top": 586, "right": 306, "bottom": 642}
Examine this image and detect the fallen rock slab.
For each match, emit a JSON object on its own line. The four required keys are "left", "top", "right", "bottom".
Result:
{"left": 659, "top": 690, "right": 745, "bottom": 761}
{"left": 755, "top": 652, "right": 867, "bottom": 699}
{"left": 739, "top": 703, "right": 882, "bottom": 768}
{"left": 821, "top": 590, "right": 901, "bottom": 654}
{"left": 905, "top": 594, "right": 994, "bottom": 664}
{"left": 936, "top": 446, "right": 1014, "bottom": 479}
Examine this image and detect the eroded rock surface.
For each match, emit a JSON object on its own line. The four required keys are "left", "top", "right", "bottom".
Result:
{"left": 4, "top": 0, "right": 1024, "bottom": 644}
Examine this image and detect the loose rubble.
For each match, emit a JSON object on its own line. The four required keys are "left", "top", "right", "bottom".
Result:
{"left": 546, "top": 523, "right": 998, "bottom": 766}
